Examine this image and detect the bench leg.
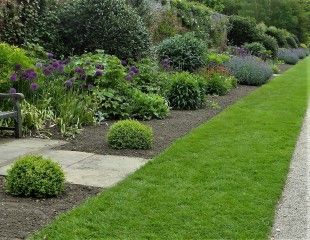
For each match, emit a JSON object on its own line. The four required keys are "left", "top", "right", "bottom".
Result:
{"left": 14, "top": 119, "right": 22, "bottom": 138}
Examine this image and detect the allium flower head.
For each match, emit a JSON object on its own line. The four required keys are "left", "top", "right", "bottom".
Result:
{"left": 47, "top": 52, "right": 54, "bottom": 59}
{"left": 121, "top": 60, "right": 128, "bottom": 66}
{"left": 10, "top": 73, "right": 17, "bottom": 82}
{"left": 9, "top": 88, "right": 16, "bottom": 94}
{"left": 94, "top": 70, "right": 103, "bottom": 77}
{"left": 52, "top": 61, "right": 60, "bottom": 68}
{"left": 64, "top": 79, "right": 73, "bottom": 89}
{"left": 43, "top": 66, "right": 53, "bottom": 76}
{"left": 75, "top": 67, "right": 84, "bottom": 75}
{"left": 129, "top": 66, "right": 139, "bottom": 74}
{"left": 30, "top": 82, "right": 39, "bottom": 91}
{"left": 23, "top": 69, "right": 37, "bottom": 81}
{"left": 125, "top": 74, "right": 132, "bottom": 81}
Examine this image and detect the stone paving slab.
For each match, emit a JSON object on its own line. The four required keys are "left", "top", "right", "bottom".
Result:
{"left": 0, "top": 138, "right": 148, "bottom": 188}
{"left": 0, "top": 138, "right": 66, "bottom": 167}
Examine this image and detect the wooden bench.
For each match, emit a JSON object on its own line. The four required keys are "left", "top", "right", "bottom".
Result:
{"left": 0, "top": 93, "right": 24, "bottom": 138}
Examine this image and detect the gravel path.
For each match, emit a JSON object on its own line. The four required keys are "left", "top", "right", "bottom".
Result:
{"left": 271, "top": 104, "right": 309, "bottom": 239}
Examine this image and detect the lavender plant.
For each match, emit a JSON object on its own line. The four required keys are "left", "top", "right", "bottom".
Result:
{"left": 277, "top": 49, "right": 300, "bottom": 65}
{"left": 225, "top": 56, "right": 273, "bottom": 86}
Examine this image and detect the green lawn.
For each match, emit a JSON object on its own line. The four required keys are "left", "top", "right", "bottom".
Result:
{"left": 31, "top": 57, "right": 309, "bottom": 239}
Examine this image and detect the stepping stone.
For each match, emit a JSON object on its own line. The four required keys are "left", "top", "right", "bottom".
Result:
{"left": 0, "top": 138, "right": 66, "bottom": 167}
{"left": 0, "top": 138, "right": 149, "bottom": 188}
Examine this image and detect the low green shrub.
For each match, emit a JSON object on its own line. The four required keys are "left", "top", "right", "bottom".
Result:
{"left": 206, "top": 52, "right": 231, "bottom": 65}
{"left": 256, "top": 34, "right": 279, "bottom": 59}
{"left": 167, "top": 72, "right": 205, "bottom": 110}
{"left": 286, "top": 36, "right": 298, "bottom": 48}
{"left": 266, "top": 27, "right": 287, "bottom": 48}
{"left": 243, "top": 42, "right": 268, "bottom": 58}
{"left": 157, "top": 33, "right": 207, "bottom": 72}
{"left": 5, "top": 155, "right": 65, "bottom": 198}
{"left": 132, "top": 58, "right": 171, "bottom": 96}
{"left": 227, "top": 15, "right": 258, "bottom": 46}
{"left": 107, "top": 120, "right": 153, "bottom": 150}
{"left": 205, "top": 74, "right": 237, "bottom": 96}
{"left": 130, "top": 90, "right": 169, "bottom": 120}
{"left": 93, "top": 88, "right": 131, "bottom": 121}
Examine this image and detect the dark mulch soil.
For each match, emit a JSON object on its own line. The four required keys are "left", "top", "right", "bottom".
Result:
{"left": 0, "top": 176, "right": 101, "bottom": 240}
{"left": 53, "top": 85, "right": 258, "bottom": 158}
{"left": 279, "top": 63, "right": 293, "bottom": 73}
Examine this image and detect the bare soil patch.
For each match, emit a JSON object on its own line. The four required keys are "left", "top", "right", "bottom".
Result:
{"left": 53, "top": 85, "right": 258, "bottom": 158}
{"left": 0, "top": 176, "right": 101, "bottom": 240}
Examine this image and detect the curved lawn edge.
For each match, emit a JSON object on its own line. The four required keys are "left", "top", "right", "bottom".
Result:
{"left": 31, "top": 57, "right": 310, "bottom": 239}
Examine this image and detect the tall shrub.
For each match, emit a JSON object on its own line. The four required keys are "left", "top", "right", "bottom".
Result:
{"left": 157, "top": 33, "right": 207, "bottom": 71}
{"left": 227, "top": 15, "right": 258, "bottom": 46}
{"left": 0, "top": 0, "right": 59, "bottom": 49}
{"left": 56, "top": 0, "right": 151, "bottom": 59}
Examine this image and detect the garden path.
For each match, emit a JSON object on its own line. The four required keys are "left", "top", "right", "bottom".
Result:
{"left": 271, "top": 104, "right": 310, "bottom": 239}
{"left": 0, "top": 138, "right": 148, "bottom": 188}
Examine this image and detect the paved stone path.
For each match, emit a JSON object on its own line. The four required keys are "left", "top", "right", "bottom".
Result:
{"left": 271, "top": 105, "right": 310, "bottom": 239}
{"left": 0, "top": 138, "right": 148, "bottom": 188}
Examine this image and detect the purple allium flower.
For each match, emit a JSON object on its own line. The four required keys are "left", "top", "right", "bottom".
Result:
{"left": 9, "top": 87, "right": 16, "bottom": 94}
{"left": 10, "top": 73, "right": 17, "bottom": 82}
{"left": 75, "top": 67, "right": 85, "bottom": 75}
{"left": 94, "top": 70, "right": 103, "bottom": 77}
{"left": 64, "top": 79, "right": 73, "bottom": 89}
{"left": 129, "top": 66, "right": 139, "bottom": 74}
{"left": 58, "top": 64, "right": 64, "bottom": 73}
{"left": 95, "top": 64, "right": 104, "bottom": 70}
{"left": 14, "top": 64, "right": 21, "bottom": 71}
{"left": 161, "top": 57, "right": 171, "bottom": 70}
{"left": 52, "top": 61, "right": 60, "bottom": 68}
{"left": 125, "top": 74, "right": 133, "bottom": 81}
{"left": 43, "top": 66, "right": 52, "bottom": 76}
{"left": 30, "top": 82, "right": 39, "bottom": 91}
{"left": 47, "top": 52, "right": 54, "bottom": 59}
{"left": 23, "top": 69, "right": 37, "bottom": 81}
{"left": 121, "top": 60, "right": 128, "bottom": 66}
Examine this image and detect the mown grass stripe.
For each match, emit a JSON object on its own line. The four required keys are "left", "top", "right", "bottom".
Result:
{"left": 32, "top": 57, "right": 309, "bottom": 239}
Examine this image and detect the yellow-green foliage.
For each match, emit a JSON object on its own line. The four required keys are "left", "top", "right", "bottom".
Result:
{"left": 0, "top": 42, "right": 34, "bottom": 91}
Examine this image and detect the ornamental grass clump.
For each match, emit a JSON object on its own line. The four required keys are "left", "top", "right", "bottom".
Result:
{"left": 225, "top": 56, "right": 273, "bottom": 86}
{"left": 277, "top": 48, "right": 300, "bottom": 65}
{"left": 107, "top": 120, "right": 153, "bottom": 150}
{"left": 5, "top": 155, "right": 65, "bottom": 198}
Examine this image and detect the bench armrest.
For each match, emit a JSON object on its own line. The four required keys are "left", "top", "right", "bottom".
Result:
{"left": 0, "top": 93, "right": 25, "bottom": 101}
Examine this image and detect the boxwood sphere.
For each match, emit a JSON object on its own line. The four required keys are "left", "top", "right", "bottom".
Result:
{"left": 5, "top": 155, "right": 65, "bottom": 198}
{"left": 57, "top": 0, "right": 151, "bottom": 59}
{"left": 107, "top": 120, "right": 153, "bottom": 149}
